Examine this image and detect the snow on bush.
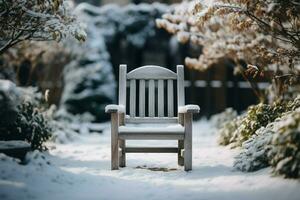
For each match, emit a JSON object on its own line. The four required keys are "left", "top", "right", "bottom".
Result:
{"left": 234, "top": 125, "right": 273, "bottom": 172}
{"left": 0, "top": 80, "right": 21, "bottom": 126}
{"left": 75, "top": 2, "right": 169, "bottom": 48}
{"left": 0, "top": 0, "right": 86, "bottom": 54}
{"left": 60, "top": 2, "right": 170, "bottom": 122}
{"left": 268, "top": 108, "right": 300, "bottom": 178}
{"left": 0, "top": 83, "right": 52, "bottom": 151}
{"left": 231, "top": 103, "right": 286, "bottom": 147}
{"left": 233, "top": 96, "right": 300, "bottom": 176}
{"left": 59, "top": 37, "right": 116, "bottom": 122}
{"left": 156, "top": 0, "right": 300, "bottom": 101}
{"left": 218, "top": 101, "right": 292, "bottom": 147}
{"left": 217, "top": 116, "right": 243, "bottom": 146}
{"left": 211, "top": 107, "right": 238, "bottom": 129}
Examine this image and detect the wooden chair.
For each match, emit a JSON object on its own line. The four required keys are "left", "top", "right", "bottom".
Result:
{"left": 105, "top": 65, "right": 200, "bottom": 171}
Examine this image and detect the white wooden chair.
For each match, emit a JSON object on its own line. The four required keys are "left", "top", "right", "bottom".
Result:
{"left": 105, "top": 65, "right": 200, "bottom": 171}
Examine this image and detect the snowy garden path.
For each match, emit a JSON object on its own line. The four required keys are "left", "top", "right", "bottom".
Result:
{"left": 1, "top": 120, "right": 300, "bottom": 200}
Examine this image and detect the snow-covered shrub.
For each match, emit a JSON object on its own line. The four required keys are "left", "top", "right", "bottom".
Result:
{"left": 217, "top": 116, "right": 243, "bottom": 146}
{"left": 0, "top": 84, "right": 52, "bottom": 151}
{"left": 0, "top": 100, "right": 52, "bottom": 151}
{"left": 0, "top": 0, "right": 86, "bottom": 54}
{"left": 234, "top": 126, "right": 273, "bottom": 172}
{"left": 156, "top": 0, "right": 300, "bottom": 101}
{"left": 75, "top": 3, "right": 169, "bottom": 48}
{"left": 0, "top": 80, "right": 20, "bottom": 126}
{"left": 231, "top": 103, "right": 286, "bottom": 146}
{"left": 268, "top": 109, "right": 300, "bottom": 178}
{"left": 218, "top": 96, "right": 300, "bottom": 147}
{"left": 211, "top": 107, "right": 238, "bottom": 129}
{"left": 60, "top": 3, "right": 170, "bottom": 121}
{"left": 59, "top": 38, "right": 116, "bottom": 122}
{"left": 234, "top": 97, "right": 300, "bottom": 174}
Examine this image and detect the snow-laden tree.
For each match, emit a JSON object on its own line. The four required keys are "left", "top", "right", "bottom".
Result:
{"left": 0, "top": 0, "right": 86, "bottom": 54}
{"left": 156, "top": 0, "right": 300, "bottom": 101}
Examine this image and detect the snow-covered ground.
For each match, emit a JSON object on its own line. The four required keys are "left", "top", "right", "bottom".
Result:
{"left": 1, "top": 119, "right": 300, "bottom": 200}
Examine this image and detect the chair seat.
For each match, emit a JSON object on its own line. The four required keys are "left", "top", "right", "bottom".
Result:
{"left": 118, "top": 123, "right": 185, "bottom": 140}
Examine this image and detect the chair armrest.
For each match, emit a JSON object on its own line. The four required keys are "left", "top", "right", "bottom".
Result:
{"left": 178, "top": 105, "right": 200, "bottom": 114}
{"left": 105, "top": 104, "right": 125, "bottom": 113}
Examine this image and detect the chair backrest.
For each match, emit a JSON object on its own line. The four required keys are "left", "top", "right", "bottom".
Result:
{"left": 119, "top": 65, "right": 185, "bottom": 123}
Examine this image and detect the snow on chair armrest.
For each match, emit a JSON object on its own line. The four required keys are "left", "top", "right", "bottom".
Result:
{"left": 105, "top": 105, "right": 125, "bottom": 113}
{"left": 178, "top": 105, "right": 200, "bottom": 114}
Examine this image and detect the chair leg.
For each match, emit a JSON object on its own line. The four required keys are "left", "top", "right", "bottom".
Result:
{"left": 111, "top": 112, "right": 119, "bottom": 170}
{"left": 184, "top": 113, "right": 193, "bottom": 171}
{"left": 178, "top": 140, "right": 184, "bottom": 166}
{"left": 119, "top": 139, "right": 126, "bottom": 167}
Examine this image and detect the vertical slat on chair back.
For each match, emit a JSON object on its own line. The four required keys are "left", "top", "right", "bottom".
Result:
{"left": 139, "top": 80, "right": 145, "bottom": 117}
{"left": 119, "top": 64, "right": 127, "bottom": 110}
{"left": 177, "top": 65, "right": 185, "bottom": 107}
{"left": 123, "top": 65, "right": 182, "bottom": 123}
{"left": 129, "top": 79, "right": 136, "bottom": 117}
{"left": 167, "top": 79, "right": 174, "bottom": 117}
{"left": 148, "top": 80, "right": 155, "bottom": 117}
{"left": 157, "top": 80, "right": 164, "bottom": 117}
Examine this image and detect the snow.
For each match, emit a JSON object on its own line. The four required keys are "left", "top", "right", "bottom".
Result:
{"left": 119, "top": 123, "right": 184, "bottom": 133}
{"left": 0, "top": 141, "right": 30, "bottom": 149}
{"left": 105, "top": 104, "right": 125, "bottom": 113}
{"left": 178, "top": 104, "right": 200, "bottom": 113}
{"left": 1, "top": 119, "right": 300, "bottom": 200}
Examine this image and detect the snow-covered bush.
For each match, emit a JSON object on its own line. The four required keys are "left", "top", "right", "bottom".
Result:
{"left": 233, "top": 97, "right": 300, "bottom": 175}
{"left": 211, "top": 107, "right": 238, "bottom": 129}
{"left": 217, "top": 116, "right": 243, "bottom": 146}
{"left": 60, "top": 3, "right": 170, "bottom": 121}
{"left": 268, "top": 109, "right": 300, "bottom": 178}
{"left": 0, "top": 0, "right": 86, "bottom": 54}
{"left": 231, "top": 102, "right": 286, "bottom": 146}
{"left": 0, "top": 80, "right": 21, "bottom": 126}
{"left": 75, "top": 3, "right": 169, "bottom": 48}
{"left": 156, "top": 0, "right": 300, "bottom": 101}
{"left": 234, "top": 108, "right": 300, "bottom": 177}
{"left": 0, "top": 83, "right": 52, "bottom": 151}
{"left": 62, "top": 58, "right": 114, "bottom": 122}
{"left": 234, "top": 125, "right": 273, "bottom": 172}
{"left": 218, "top": 96, "right": 300, "bottom": 147}
{"left": 0, "top": 100, "right": 52, "bottom": 151}
{"left": 57, "top": 3, "right": 117, "bottom": 122}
